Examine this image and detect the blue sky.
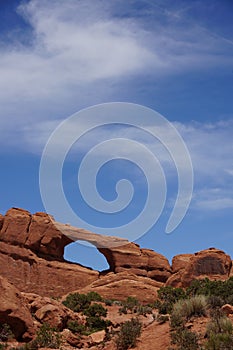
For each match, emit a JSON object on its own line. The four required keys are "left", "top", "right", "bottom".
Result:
{"left": 0, "top": 0, "right": 233, "bottom": 270}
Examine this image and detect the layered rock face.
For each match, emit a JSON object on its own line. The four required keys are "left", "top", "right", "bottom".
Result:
{"left": 99, "top": 245, "right": 171, "bottom": 282}
{"left": 0, "top": 207, "right": 232, "bottom": 300}
{"left": 0, "top": 208, "right": 99, "bottom": 296}
{"left": 0, "top": 208, "right": 171, "bottom": 297}
{"left": 0, "top": 275, "right": 34, "bottom": 340}
{"left": 166, "top": 248, "right": 232, "bottom": 287}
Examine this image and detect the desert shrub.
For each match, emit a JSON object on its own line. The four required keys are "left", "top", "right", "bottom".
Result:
{"left": 204, "top": 333, "right": 233, "bottom": 350}
{"left": 31, "top": 323, "right": 62, "bottom": 349}
{"left": 136, "top": 305, "right": 153, "bottom": 316}
{"left": 85, "top": 316, "right": 110, "bottom": 332}
{"left": 84, "top": 303, "right": 107, "bottom": 318}
{"left": 207, "top": 316, "right": 233, "bottom": 336}
{"left": 170, "top": 312, "right": 184, "bottom": 329}
{"left": 119, "top": 297, "right": 139, "bottom": 315}
{"left": 104, "top": 299, "right": 114, "bottom": 306}
{"left": 187, "top": 278, "right": 233, "bottom": 305}
{"left": 115, "top": 318, "right": 142, "bottom": 350}
{"left": 204, "top": 306, "right": 233, "bottom": 350}
{"left": 84, "top": 303, "right": 110, "bottom": 333}
{"left": 158, "top": 286, "right": 186, "bottom": 304}
{"left": 86, "top": 291, "right": 103, "bottom": 302}
{"left": 10, "top": 345, "right": 32, "bottom": 350}
{"left": 63, "top": 292, "right": 91, "bottom": 312}
{"left": 171, "top": 327, "right": 199, "bottom": 350}
{"left": 0, "top": 323, "right": 13, "bottom": 341}
{"left": 172, "top": 295, "right": 207, "bottom": 322}
{"left": 207, "top": 295, "right": 224, "bottom": 309}
{"left": 156, "top": 286, "right": 186, "bottom": 314}
{"left": 67, "top": 320, "right": 86, "bottom": 334}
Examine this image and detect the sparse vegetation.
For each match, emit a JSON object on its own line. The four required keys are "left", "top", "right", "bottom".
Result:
{"left": 62, "top": 291, "right": 103, "bottom": 313}
{"left": 115, "top": 318, "right": 142, "bottom": 350}
{"left": 63, "top": 292, "right": 91, "bottom": 312}
{"left": 156, "top": 286, "right": 186, "bottom": 314}
{"left": 84, "top": 303, "right": 107, "bottom": 318}
{"left": 172, "top": 295, "right": 207, "bottom": 322}
{"left": 63, "top": 292, "right": 110, "bottom": 334}
{"left": 119, "top": 296, "right": 139, "bottom": 314}
{"left": 0, "top": 344, "right": 7, "bottom": 350}
{"left": 156, "top": 279, "right": 233, "bottom": 350}
{"left": 0, "top": 323, "right": 13, "bottom": 342}
{"left": 67, "top": 320, "right": 86, "bottom": 334}
{"left": 171, "top": 327, "right": 199, "bottom": 350}
{"left": 204, "top": 308, "right": 233, "bottom": 349}
{"left": 118, "top": 296, "right": 153, "bottom": 316}
{"left": 31, "top": 323, "right": 62, "bottom": 349}
{"left": 186, "top": 278, "right": 233, "bottom": 305}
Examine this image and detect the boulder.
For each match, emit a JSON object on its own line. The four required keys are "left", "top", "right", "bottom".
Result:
{"left": 0, "top": 208, "right": 71, "bottom": 259}
{"left": 166, "top": 248, "right": 232, "bottom": 288}
{"left": 0, "top": 276, "right": 34, "bottom": 340}
{"left": 221, "top": 304, "right": 233, "bottom": 316}
{"left": 89, "top": 330, "right": 106, "bottom": 344}
{"left": 99, "top": 245, "right": 171, "bottom": 283}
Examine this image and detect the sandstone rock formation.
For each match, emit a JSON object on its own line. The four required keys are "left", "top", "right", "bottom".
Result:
{"left": 0, "top": 208, "right": 171, "bottom": 297}
{"left": 0, "top": 276, "right": 34, "bottom": 340}
{"left": 22, "top": 292, "right": 82, "bottom": 331}
{"left": 1, "top": 207, "right": 233, "bottom": 350}
{"left": 0, "top": 207, "right": 232, "bottom": 299}
{"left": 99, "top": 245, "right": 171, "bottom": 282}
{"left": 166, "top": 248, "right": 232, "bottom": 287}
{"left": 77, "top": 271, "right": 163, "bottom": 302}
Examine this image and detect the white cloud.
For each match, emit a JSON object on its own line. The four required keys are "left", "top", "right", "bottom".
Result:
{"left": 0, "top": 0, "right": 232, "bottom": 137}
{"left": 0, "top": 1, "right": 232, "bottom": 214}
{"left": 193, "top": 188, "right": 233, "bottom": 211}
{"left": 23, "top": 115, "right": 233, "bottom": 211}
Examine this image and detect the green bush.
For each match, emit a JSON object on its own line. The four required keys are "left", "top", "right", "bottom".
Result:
{"left": 0, "top": 323, "right": 13, "bottom": 341}
{"left": 31, "top": 323, "right": 62, "bottom": 349}
{"left": 62, "top": 291, "right": 104, "bottom": 313}
{"left": 172, "top": 295, "right": 207, "bottom": 322}
{"left": 207, "top": 295, "right": 224, "bottom": 309}
{"left": 0, "top": 344, "right": 7, "bottom": 350}
{"left": 104, "top": 299, "right": 114, "bottom": 306}
{"left": 63, "top": 292, "right": 91, "bottom": 312}
{"left": 187, "top": 278, "right": 233, "bottom": 305}
{"left": 119, "top": 297, "right": 139, "bottom": 314}
{"left": 86, "top": 316, "right": 108, "bottom": 333}
{"left": 67, "top": 320, "right": 86, "bottom": 334}
{"left": 157, "top": 286, "right": 186, "bottom": 314}
{"left": 118, "top": 297, "right": 152, "bottom": 316}
{"left": 171, "top": 327, "right": 199, "bottom": 350}
{"left": 86, "top": 291, "right": 103, "bottom": 302}
{"left": 206, "top": 316, "right": 233, "bottom": 336}
{"left": 204, "top": 333, "right": 233, "bottom": 350}
{"left": 204, "top": 305, "right": 233, "bottom": 350}
{"left": 115, "top": 318, "right": 142, "bottom": 350}
{"left": 170, "top": 312, "right": 184, "bottom": 329}
{"left": 136, "top": 305, "right": 153, "bottom": 316}
{"left": 84, "top": 303, "right": 107, "bottom": 318}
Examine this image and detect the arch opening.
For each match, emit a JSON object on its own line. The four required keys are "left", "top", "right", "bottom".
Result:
{"left": 64, "top": 241, "right": 110, "bottom": 272}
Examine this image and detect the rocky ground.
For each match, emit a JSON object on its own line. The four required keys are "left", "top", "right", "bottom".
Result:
{"left": 1, "top": 207, "right": 233, "bottom": 349}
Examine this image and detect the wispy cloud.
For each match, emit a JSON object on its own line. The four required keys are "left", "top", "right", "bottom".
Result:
{"left": 23, "top": 115, "right": 233, "bottom": 212}
{"left": 193, "top": 188, "right": 233, "bottom": 211}
{"left": 0, "top": 0, "right": 232, "bottom": 140}
{"left": 1, "top": 0, "right": 232, "bottom": 214}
